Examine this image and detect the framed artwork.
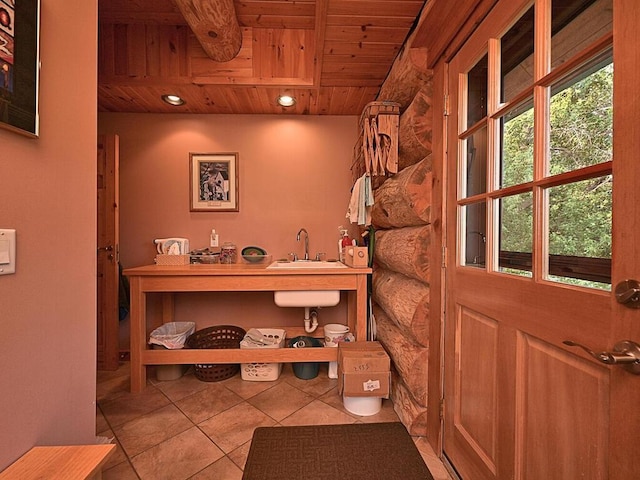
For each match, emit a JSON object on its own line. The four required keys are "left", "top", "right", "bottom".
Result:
{"left": 0, "top": 0, "right": 40, "bottom": 137}
{"left": 189, "top": 152, "right": 239, "bottom": 212}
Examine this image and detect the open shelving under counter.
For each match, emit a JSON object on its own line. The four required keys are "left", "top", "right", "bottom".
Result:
{"left": 123, "top": 262, "right": 372, "bottom": 393}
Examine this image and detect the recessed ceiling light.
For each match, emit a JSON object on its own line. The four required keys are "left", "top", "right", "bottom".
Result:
{"left": 277, "top": 95, "right": 296, "bottom": 107}
{"left": 161, "top": 94, "right": 185, "bottom": 106}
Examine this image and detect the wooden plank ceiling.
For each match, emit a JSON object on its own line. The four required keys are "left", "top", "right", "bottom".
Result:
{"left": 98, "top": 0, "right": 426, "bottom": 115}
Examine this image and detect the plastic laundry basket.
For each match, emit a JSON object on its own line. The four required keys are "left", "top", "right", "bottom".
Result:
{"left": 240, "top": 328, "right": 286, "bottom": 381}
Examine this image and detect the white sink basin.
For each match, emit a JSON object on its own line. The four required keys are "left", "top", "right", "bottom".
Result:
{"left": 267, "top": 260, "right": 347, "bottom": 269}
{"left": 268, "top": 261, "right": 346, "bottom": 306}
{"left": 274, "top": 290, "right": 341, "bottom": 307}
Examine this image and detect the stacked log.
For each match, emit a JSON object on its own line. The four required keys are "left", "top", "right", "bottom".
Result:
{"left": 371, "top": 157, "right": 433, "bottom": 229}
{"left": 372, "top": 268, "right": 429, "bottom": 345}
{"left": 399, "top": 84, "right": 434, "bottom": 170}
{"left": 368, "top": 37, "right": 434, "bottom": 436}
{"left": 377, "top": 46, "right": 431, "bottom": 112}
{"left": 374, "top": 225, "right": 431, "bottom": 283}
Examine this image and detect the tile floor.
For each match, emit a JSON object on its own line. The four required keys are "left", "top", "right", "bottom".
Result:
{"left": 97, "top": 361, "right": 453, "bottom": 480}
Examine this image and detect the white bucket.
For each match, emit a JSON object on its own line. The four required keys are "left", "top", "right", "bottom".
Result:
{"left": 343, "top": 396, "right": 382, "bottom": 416}
{"left": 324, "top": 323, "right": 349, "bottom": 347}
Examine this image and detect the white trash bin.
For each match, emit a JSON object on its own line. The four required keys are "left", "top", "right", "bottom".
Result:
{"left": 149, "top": 322, "right": 196, "bottom": 381}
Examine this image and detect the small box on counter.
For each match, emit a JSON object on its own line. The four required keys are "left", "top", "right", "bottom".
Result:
{"left": 343, "top": 246, "right": 369, "bottom": 268}
{"left": 155, "top": 254, "right": 191, "bottom": 265}
{"left": 338, "top": 341, "right": 391, "bottom": 398}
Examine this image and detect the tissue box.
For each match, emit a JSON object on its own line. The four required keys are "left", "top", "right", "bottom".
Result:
{"left": 338, "top": 341, "right": 390, "bottom": 398}
{"left": 155, "top": 254, "right": 190, "bottom": 265}
{"left": 343, "top": 246, "right": 369, "bottom": 268}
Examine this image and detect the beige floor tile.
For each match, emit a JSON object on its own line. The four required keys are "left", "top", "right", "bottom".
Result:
{"left": 152, "top": 371, "right": 210, "bottom": 402}
{"left": 199, "top": 402, "right": 276, "bottom": 453}
{"left": 114, "top": 404, "right": 193, "bottom": 457}
{"left": 96, "top": 361, "right": 130, "bottom": 383}
{"left": 348, "top": 398, "right": 401, "bottom": 423}
{"left": 284, "top": 364, "right": 338, "bottom": 397}
{"left": 414, "top": 437, "right": 455, "bottom": 480}
{"left": 190, "top": 455, "right": 244, "bottom": 480}
{"left": 130, "top": 427, "right": 224, "bottom": 480}
{"left": 96, "top": 374, "right": 131, "bottom": 403}
{"left": 227, "top": 440, "right": 252, "bottom": 471}
{"left": 279, "top": 399, "right": 356, "bottom": 426}
{"left": 99, "top": 385, "right": 171, "bottom": 428}
{"left": 94, "top": 431, "right": 126, "bottom": 471}
{"left": 174, "top": 383, "right": 243, "bottom": 424}
{"left": 247, "top": 381, "right": 314, "bottom": 421}
{"left": 223, "top": 372, "right": 283, "bottom": 399}
{"left": 103, "top": 459, "right": 139, "bottom": 480}
{"left": 96, "top": 408, "right": 109, "bottom": 433}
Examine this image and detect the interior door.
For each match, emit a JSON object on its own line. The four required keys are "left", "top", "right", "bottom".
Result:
{"left": 97, "top": 134, "right": 120, "bottom": 371}
{"left": 442, "top": 0, "right": 640, "bottom": 478}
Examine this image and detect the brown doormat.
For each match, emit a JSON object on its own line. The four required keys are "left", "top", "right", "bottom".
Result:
{"left": 242, "top": 422, "right": 435, "bottom": 480}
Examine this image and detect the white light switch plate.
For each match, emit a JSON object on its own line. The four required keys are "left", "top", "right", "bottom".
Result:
{"left": 0, "top": 229, "right": 16, "bottom": 275}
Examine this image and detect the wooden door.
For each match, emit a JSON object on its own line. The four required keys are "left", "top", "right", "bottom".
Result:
{"left": 442, "top": 0, "right": 640, "bottom": 478}
{"left": 97, "top": 134, "right": 120, "bottom": 371}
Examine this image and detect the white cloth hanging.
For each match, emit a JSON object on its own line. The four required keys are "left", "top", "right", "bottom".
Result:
{"left": 346, "top": 174, "right": 374, "bottom": 226}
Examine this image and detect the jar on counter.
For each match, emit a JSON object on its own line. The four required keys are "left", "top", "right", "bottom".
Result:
{"left": 220, "top": 242, "right": 237, "bottom": 264}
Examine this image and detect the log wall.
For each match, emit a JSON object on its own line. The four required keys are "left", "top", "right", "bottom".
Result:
{"left": 363, "top": 24, "right": 435, "bottom": 436}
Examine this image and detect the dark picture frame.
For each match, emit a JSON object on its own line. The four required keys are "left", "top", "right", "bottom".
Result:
{"left": 0, "top": 0, "right": 40, "bottom": 137}
{"left": 189, "top": 152, "right": 239, "bottom": 212}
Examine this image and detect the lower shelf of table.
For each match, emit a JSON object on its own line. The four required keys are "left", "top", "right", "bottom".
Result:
{"left": 140, "top": 346, "right": 338, "bottom": 365}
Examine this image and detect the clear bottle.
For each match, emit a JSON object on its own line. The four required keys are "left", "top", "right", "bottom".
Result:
{"left": 338, "top": 228, "right": 350, "bottom": 262}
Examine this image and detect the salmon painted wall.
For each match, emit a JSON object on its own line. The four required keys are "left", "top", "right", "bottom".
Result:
{"left": 0, "top": 1, "right": 98, "bottom": 469}
{"left": 98, "top": 113, "right": 359, "bottom": 331}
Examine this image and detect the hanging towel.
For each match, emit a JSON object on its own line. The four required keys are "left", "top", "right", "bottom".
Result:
{"left": 347, "top": 174, "right": 375, "bottom": 226}
{"left": 360, "top": 175, "right": 374, "bottom": 226}
{"left": 346, "top": 176, "right": 363, "bottom": 224}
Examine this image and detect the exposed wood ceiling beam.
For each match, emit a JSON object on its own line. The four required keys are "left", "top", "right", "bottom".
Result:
{"left": 173, "top": 0, "right": 242, "bottom": 62}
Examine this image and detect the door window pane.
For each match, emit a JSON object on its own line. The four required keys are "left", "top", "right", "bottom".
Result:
{"left": 463, "top": 202, "right": 487, "bottom": 268}
{"left": 501, "top": 6, "right": 535, "bottom": 103}
{"left": 464, "top": 126, "right": 488, "bottom": 198}
{"left": 549, "top": 61, "right": 613, "bottom": 175}
{"left": 498, "top": 192, "right": 533, "bottom": 277}
{"left": 547, "top": 176, "right": 612, "bottom": 289}
{"left": 467, "top": 54, "right": 488, "bottom": 128}
{"left": 551, "top": 0, "right": 613, "bottom": 70}
{"left": 501, "top": 101, "right": 534, "bottom": 188}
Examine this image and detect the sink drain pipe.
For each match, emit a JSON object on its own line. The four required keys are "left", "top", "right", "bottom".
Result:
{"left": 303, "top": 307, "right": 319, "bottom": 333}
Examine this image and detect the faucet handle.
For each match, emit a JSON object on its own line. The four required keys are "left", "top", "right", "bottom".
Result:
{"left": 288, "top": 252, "right": 298, "bottom": 262}
{"left": 315, "top": 252, "right": 326, "bottom": 261}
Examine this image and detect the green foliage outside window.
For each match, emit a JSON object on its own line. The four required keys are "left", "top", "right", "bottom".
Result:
{"left": 499, "top": 63, "right": 613, "bottom": 284}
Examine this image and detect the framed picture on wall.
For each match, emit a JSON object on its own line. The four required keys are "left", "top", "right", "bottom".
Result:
{"left": 189, "top": 152, "right": 239, "bottom": 212}
{"left": 0, "top": 0, "right": 40, "bottom": 137}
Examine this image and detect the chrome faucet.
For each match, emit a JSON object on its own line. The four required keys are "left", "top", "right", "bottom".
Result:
{"left": 296, "top": 228, "right": 309, "bottom": 260}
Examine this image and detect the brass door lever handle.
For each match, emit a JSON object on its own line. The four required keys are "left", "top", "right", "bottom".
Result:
{"left": 563, "top": 340, "right": 640, "bottom": 375}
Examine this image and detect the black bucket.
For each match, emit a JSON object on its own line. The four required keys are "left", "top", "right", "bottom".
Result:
{"left": 288, "top": 336, "right": 323, "bottom": 379}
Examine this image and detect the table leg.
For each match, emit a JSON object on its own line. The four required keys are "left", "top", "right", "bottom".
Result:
{"left": 129, "top": 277, "right": 147, "bottom": 393}
{"left": 349, "top": 274, "right": 368, "bottom": 341}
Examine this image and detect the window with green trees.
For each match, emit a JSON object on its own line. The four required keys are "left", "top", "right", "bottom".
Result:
{"left": 458, "top": 0, "right": 613, "bottom": 291}
{"left": 500, "top": 61, "right": 612, "bottom": 289}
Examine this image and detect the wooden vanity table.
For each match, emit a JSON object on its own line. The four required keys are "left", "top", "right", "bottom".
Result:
{"left": 124, "top": 263, "right": 371, "bottom": 393}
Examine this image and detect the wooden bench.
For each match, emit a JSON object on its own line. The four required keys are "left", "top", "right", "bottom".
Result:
{"left": 0, "top": 445, "right": 116, "bottom": 479}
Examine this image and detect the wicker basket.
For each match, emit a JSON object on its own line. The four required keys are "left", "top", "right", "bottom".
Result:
{"left": 186, "top": 325, "right": 246, "bottom": 382}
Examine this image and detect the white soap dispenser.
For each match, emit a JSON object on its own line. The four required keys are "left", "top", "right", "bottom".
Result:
{"left": 210, "top": 229, "right": 219, "bottom": 248}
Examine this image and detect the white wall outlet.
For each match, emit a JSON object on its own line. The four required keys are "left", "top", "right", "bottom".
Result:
{"left": 0, "top": 229, "right": 16, "bottom": 275}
